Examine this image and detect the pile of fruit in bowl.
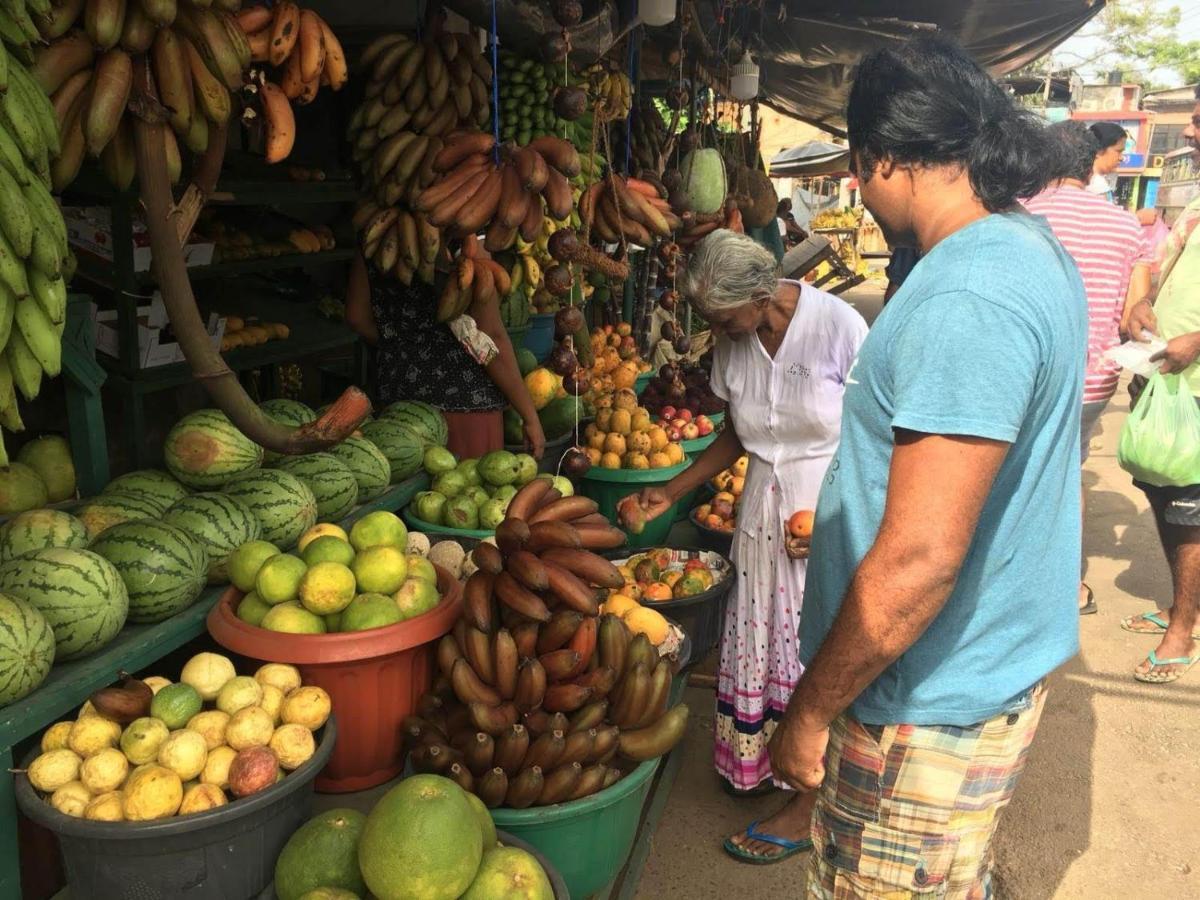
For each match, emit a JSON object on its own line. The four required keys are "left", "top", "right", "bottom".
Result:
{"left": 577, "top": 389, "right": 688, "bottom": 470}
{"left": 22, "top": 652, "right": 330, "bottom": 822}
{"left": 640, "top": 361, "right": 726, "bottom": 420}
{"left": 583, "top": 324, "right": 653, "bottom": 398}
{"left": 653, "top": 406, "right": 719, "bottom": 444}
{"left": 692, "top": 455, "right": 748, "bottom": 534}
{"left": 410, "top": 449, "right": 560, "bottom": 532}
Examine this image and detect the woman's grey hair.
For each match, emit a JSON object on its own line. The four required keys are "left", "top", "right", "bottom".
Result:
{"left": 1045, "top": 121, "right": 1100, "bottom": 183}
{"left": 682, "top": 229, "right": 780, "bottom": 316}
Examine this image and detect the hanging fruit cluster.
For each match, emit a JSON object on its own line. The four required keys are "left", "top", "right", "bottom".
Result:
{"left": 346, "top": 30, "right": 494, "bottom": 283}
{"left": 580, "top": 175, "right": 680, "bottom": 247}
{"left": 407, "top": 478, "right": 688, "bottom": 807}
{"left": 434, "top": 234, "right": 513, "bottom": 322}
{"left": 614, "top": 95, "right": 671, "bottom": 177}
{"left": 234, "top": 3, "right": 348, "bottom": 164}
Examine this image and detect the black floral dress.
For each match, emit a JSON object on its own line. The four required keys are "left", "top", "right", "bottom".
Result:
{"left": 369, "top": 268, "right": 504, "bottom": 412}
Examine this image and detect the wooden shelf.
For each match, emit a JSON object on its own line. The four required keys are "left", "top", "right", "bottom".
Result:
{"left": 74, "top": 247, "right": 356, "bottom": 291}
{"left": 64, "top": 165, "right": 361, "bottom": 208}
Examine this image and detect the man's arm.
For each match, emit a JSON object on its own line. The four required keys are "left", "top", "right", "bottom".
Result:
{"left": 768, "top": 429, "right": 1008, "bottom": 791}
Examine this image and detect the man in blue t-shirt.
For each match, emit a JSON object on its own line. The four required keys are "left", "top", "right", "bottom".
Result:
{"left": 766, "top": 38, "right": 1087, "bottom": 896}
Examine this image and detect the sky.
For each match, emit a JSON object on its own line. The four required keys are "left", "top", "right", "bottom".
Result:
{"left": 1047, "top": 0, "right": 1200, "bottom": 86}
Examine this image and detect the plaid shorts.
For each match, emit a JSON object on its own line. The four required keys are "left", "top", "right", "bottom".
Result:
{"left": 806, "top": 683, "right": 1047, "bottom": 899}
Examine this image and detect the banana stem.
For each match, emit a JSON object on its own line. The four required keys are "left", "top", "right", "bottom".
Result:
{"left": 128, "top": 60, "right": 371, "bottom": 453}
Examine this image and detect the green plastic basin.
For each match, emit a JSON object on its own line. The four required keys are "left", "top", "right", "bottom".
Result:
{"left": 579, "top": 459, "right": 691, "bottom": 549}
{"left": 634, "top": 371, "right": 652, "bottom": 395}
{"left": 490, "top": 759, "right": 660, "bottom": 899}
{"left": 402, "top": 505, "right": 494, "bottom": 539}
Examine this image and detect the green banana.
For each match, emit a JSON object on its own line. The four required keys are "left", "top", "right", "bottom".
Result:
{"left": 14, "top": 296, "right": 59, "bottom": 376}
{"left": 5, "top": 326, "right": 41, "bottom": 400}
{"left": 26, "top": 214, "right": 61, "bottom": 279}
{"left": 0, "top": 161, "right": 33, "bottom": 258}
{"left": 0, "top": 356, "right": 21, "bottom": 434}
{"left": 0, "top": 81, "right": 42, "bottom": 164}
{"left": 0, "top": 119, "right": 30, "bottom": 185}
{"left": 0, "top": 280, "right": 13, "bottom": 349}
{"left": 9, "top": 62, "right": 61, "bottom": 157}
{"left": 0, "top": 7, "right": 30, "bottom": 52}
{"left": 22, "top": 177, "right": 66, "bottom": 258}
{"left": 29, "top": 268, "right": 63, "bottom": 326}
{"left": 23, "top": 0, "right": 51, "bottom": 18}
{"left": 0, "top": 39, "right": 9, "bottom": 94}
{"left": 0, "top": 228, "right": 29, "bottom": 298}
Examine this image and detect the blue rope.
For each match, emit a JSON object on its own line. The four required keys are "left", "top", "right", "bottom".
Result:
{"left": 490, "top": 0, "right": 501, "bottom": 162}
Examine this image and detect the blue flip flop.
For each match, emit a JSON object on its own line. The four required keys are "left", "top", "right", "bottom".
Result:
{"left": 722, "top": 820, "right": 813, "bottom": 865}
{"left": 1134, "top": 649, "right": 1200, "bottom": 684}
{"left": 1121, "top": 612, "right": 1200, "bottom": 639}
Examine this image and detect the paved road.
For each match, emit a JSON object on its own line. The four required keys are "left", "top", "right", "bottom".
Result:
{"left": 638, "top": 285, "right": 1199, "bottom": 898}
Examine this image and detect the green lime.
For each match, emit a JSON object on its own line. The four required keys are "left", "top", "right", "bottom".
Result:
{"left": 302, "top": 535, "right": 356, "bottom": 567}
{"left": 352, "top": 545, "right": 408, "bottom": 594}
{"left": 228, "top": 540, "right": 281, "bottom": 592}
{"left": 236, "top": 591, "right": 271, "bottom": 626}
{"left": 150, "top": 682, "right": 203, "bottom": 729}
{"left": 256, "top": 554, "right": 308, "bottom": 605}
{"left": 349, "top": 511, "right": 407, "bottom": 551}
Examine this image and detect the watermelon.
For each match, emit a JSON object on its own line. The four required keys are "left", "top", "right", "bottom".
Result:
{"left": 260, "top": 399, "right": 318, "bottom": 465}
{"left": 163, "top": 409, "right": 263, "bottom": 489}
{"left": 163, "top": 493, "right": 262, "bottom": 583}
{"left": 329, "top": 437, "right": 391, "bottom": 502}
{"left": 0, "top": 548, "right": 129, "bottom": 661}
{"left": 221, "top": 469, "right": 318, "bottom": 549}
{"left": 75, "top": 493, "right": 169, "bottom": 540}
{"left": 377, "top": 401, "right": 448, "bottom": 448}
{"left": 102, "top": 469, "right": 190, "bottom": 510}
{"left": 0, "top": 509, "right": 89, "bottom": 562}
{"left": 0, "top": 592, "right": 54, "bottom": 706}
{"left": 360, "top": 421, "right": 425, "bottom": 483}
{"left": 274, "top": 454, "right": 359, "bottom": 523}
{"left": 90, "top": 521, "right": 209, "bottom": 623}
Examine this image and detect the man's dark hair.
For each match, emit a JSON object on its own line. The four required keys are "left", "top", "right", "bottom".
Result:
{"left": 1088, "top": 122, "right": 1127, "bottom": 150}
{"left": 846, "top": 36, "right": 1053, "bottom": 211}
{"left": 1046, "top": 121, "right": 1100, "bottom": 183}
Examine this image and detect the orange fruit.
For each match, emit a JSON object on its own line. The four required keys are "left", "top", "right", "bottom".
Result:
{"left": 730, "top": 476, "right": 745, "bottom": 495}
{"left": 603, "top": 594, "right": 640, "bottom": 617}
{"left": 642, "top": 583, "right": 672, "bottom": 602}
{"left": 588, "top": 431, "right": 606, "bottom": 451}
{"left": 788, "top": 510, "right": 815, "bottom": 539}
{"left": 600, "top": 452, "right": 622, "bottom": 469}
{"left": 585, "top": 447, "right": 602, "bottom": 465}
{"left": 624, "top": 606, "right": 670, "bottom": 644}
{"left": 694, "top": 503, "right": 711, "bottom": 519}
{"left": 616, "top": 323, "right": 632, "bottom": 337}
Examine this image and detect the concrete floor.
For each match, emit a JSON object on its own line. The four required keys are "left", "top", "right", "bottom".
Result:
{"left": 637, "top": 285, "right": 1200, "bottom": 898}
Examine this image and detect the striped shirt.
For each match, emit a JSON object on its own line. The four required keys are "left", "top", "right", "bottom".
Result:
{"left": 1023, "top": 185, "right": 1151, "bottom": 402}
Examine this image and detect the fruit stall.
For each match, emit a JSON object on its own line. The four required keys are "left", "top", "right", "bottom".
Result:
{"left": 0, "top": 0, "right": 808, "bottom": 896}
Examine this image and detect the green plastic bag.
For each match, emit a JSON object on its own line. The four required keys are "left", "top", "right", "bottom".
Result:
{"left": 1117, "top": 372, "right": 1200, "bottom": 487}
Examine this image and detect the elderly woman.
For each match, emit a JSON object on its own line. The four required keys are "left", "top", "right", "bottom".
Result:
{"left": 1087, "top": 122, "right": 1128, "bottom": 199}
{"left": 625, "top": 229, "right": 866, "bottom": 863}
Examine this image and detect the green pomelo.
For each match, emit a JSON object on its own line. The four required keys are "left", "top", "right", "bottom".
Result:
{"left": 358, "top": 775, "right": 483, "bottom": 900}
{"left": 394, "top": 578, "right": 440, "bottom": 621}
{"left": 299, "top": 562, "right": 356, "bottom": 615}
{"left": 228, "top": 541, "right": 282, "bottom": 593}
{"left": 261, "top": 602, "right": 327, "bottom": 634}
{"left": 302, "top": 536, "right": 356, "bottom": 568}
{"left": 340, "top": 593, "right": 402, "bottom": 632}
{"left": 406, "top": 556, "right": 437, "bottom": 584}
{"left": 256, "top": 554, "right": 308, "bottom": 605}
{"left": 274, "top": 807, "right": 368, "bottom": 900}
{"left": 236, "top": 592, "right": 271, "bottom": 627}
{"left": 464, "top": 790, "right": 497, "bottom": 848}
{"left": 348, "top": 511, "right": 407, "bottom": 551}
{"left": 461, "top": 846, "right": 553, "bottom": 900}
{"left": 351, "top": 546, "right": 408, "bottom": 595}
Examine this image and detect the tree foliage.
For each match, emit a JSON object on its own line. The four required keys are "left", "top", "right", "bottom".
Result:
{"left": 1084, "top": 1, "right": 1200, "bottom": 86}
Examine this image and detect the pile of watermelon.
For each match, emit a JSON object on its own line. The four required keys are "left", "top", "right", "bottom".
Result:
{"left": 0, "top": 399, "right": 451, "bottom": 710}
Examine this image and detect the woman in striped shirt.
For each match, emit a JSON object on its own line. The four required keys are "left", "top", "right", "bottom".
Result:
{"left": 1024, "top": 121, "right": 1152, "bottom": 614}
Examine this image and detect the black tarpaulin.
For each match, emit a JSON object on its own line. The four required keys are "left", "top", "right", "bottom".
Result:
{"left": 768, "top": 141, "right": 851, "bottom": 177}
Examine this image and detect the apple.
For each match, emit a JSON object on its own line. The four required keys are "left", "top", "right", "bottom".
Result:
{"left": 667, "top": 426, "right": 682, "bottom": 442}
{"left": 678, "top": 409, "right": 693, "bottom": 423}
{"left": 660, "top": 405, "right": 676, "bottom": 420}
{"left": 711, "top": 497, "right": 734, "bottom": 519}
{"left": 695, "top": 415, "right": 713, "bottom": 436}
{"left": 681, "top": 423, "right": 700, "bottom": 440}
{"left": 671, "top": 418, "right": 688, "bottom": 431}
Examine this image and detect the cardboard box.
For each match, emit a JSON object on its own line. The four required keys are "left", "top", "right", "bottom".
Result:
{"left": 92, "top": 296, "right": 226, "bottom": 369}
{"left": 65, "top": 206, "right": 215, "bottom": 273}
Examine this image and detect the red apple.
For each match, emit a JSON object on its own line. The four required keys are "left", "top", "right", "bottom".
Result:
{"left": 667, "top": 426, "right": 682, "bottom": 442}
{"left": 671, "top": 418, "right": 688, "bottom": 431}
{"left": 661, "top": 405, "right": 676, "bottom": 420}
{"left": 678, "top": 409, "right": 693, "bottom": 423}
{"left": 682, "top": 423, "right": 700, "bottom": 440}
{"left": 696, "top": 416, "right": 713, "bottom": 436}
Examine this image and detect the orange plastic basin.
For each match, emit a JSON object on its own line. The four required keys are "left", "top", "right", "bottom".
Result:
{"left": 207, "top": 566, "right": 462, "bottom": 793}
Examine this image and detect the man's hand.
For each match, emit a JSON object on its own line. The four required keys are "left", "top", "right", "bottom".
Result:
{"left": 1125, "top": 300, "right": 1158, "bottom": 342}
{"left": 523, "top": 418, "right": 546, "bottom": 460}
{"left": 1152, "top": 333, "right": 1200, "bottom": 374}
{"left": 767, "top": 710, "right": 829, "bottom": 792}
{"left": 634, "top": 486, "right": 673, "bottom": 522}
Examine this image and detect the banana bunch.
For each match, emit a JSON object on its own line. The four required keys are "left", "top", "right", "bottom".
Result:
{"left": 352, "top": 200, "right": 439, "bottom": 287}
{"left": 580, "top": 175, "right": 681, "bottom": 247}
{"left": 498, "top": 279, "right": 531, "bottom": 329}
{"left": 435, "top": 234, "right": 513, "bottom": 323}
{"left": 579, "top": 64, "right": 630, "bottom": 125}
{"left": 614, "top": 96, "right": 667, "bottom": 176}
{"left": 0, "top": 22, "right": 73, "bottom": 462}
{"left": 31, "top": 0, "right": 253, "bottom": 191}
{"left": 346, "top": 31, "right": 492, "bottom": 210}
{"left": 406, "top": 483, "right": 689, "bottom": 808}
{"left": 496, "top": 50, "right": 571, "bottom": 147}
{"left": 414, "top": 132, "right": 581, "bottom": 256}
{"left": 235, "top": 3, "right": 347, "bottom": 164}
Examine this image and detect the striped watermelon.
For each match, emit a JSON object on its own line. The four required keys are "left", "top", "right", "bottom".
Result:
{"left": 0, "top": 509, "right": 89, "bottom": 562}
{"left": 260, "top": 399, "right": 317, "bottom": 465}
{"left": 329, "top": 436, "right": 392, "bottom": 502}
{"left": 0, "top": 549, "right": 129, "bottom": 661}
{"left": 102, "top": 469, "right": 189, "bottom": 510}
{"left": 90, "top": 521, "right": 209, "bottom": 623}
{"left": 273, "top": 453, "right": 358, "bottom": 523}
{"left": 361, "top": 420, "right": 425, "bottom": 483}
{"left": 163, "top": 493, "right": 261, "bottom": 583}
{"left": 221, "top": 469, "right": 317, "bottom": 549}
{"left": 0, "top": 593, "right": 54, "bottom": 706}
{"left": 163, "top": 409, "right": 263, "bottom": 489}
{"left": 378, "top": 401, "right": 448, "bottom": 447}
{"left": 75, "top": 493, "right": 168, "bottom": 540}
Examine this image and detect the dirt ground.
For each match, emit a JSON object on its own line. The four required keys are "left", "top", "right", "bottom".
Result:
{"left": 636, "top": 284, "right": 1200, "bottom": 899}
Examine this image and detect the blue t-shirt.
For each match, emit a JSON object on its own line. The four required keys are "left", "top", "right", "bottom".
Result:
{"left": 799, "top": 211, "right": 1087, "bottom": 726}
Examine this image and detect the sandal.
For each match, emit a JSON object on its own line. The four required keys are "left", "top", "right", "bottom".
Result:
{"left": 722, "top": 820, "right": 813, "bottom": 865}
{"left": 721, "top": 779, "right": 777, "bottom": 798}
{"left": 1079, "top": 583, "right": 1097, "bottom": 615}
{"left": 1133, "top": 649, "right": 1200, "bottom": 684}
{"left": 1121, "top": 612, "right": 1200, "bottom": 639}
